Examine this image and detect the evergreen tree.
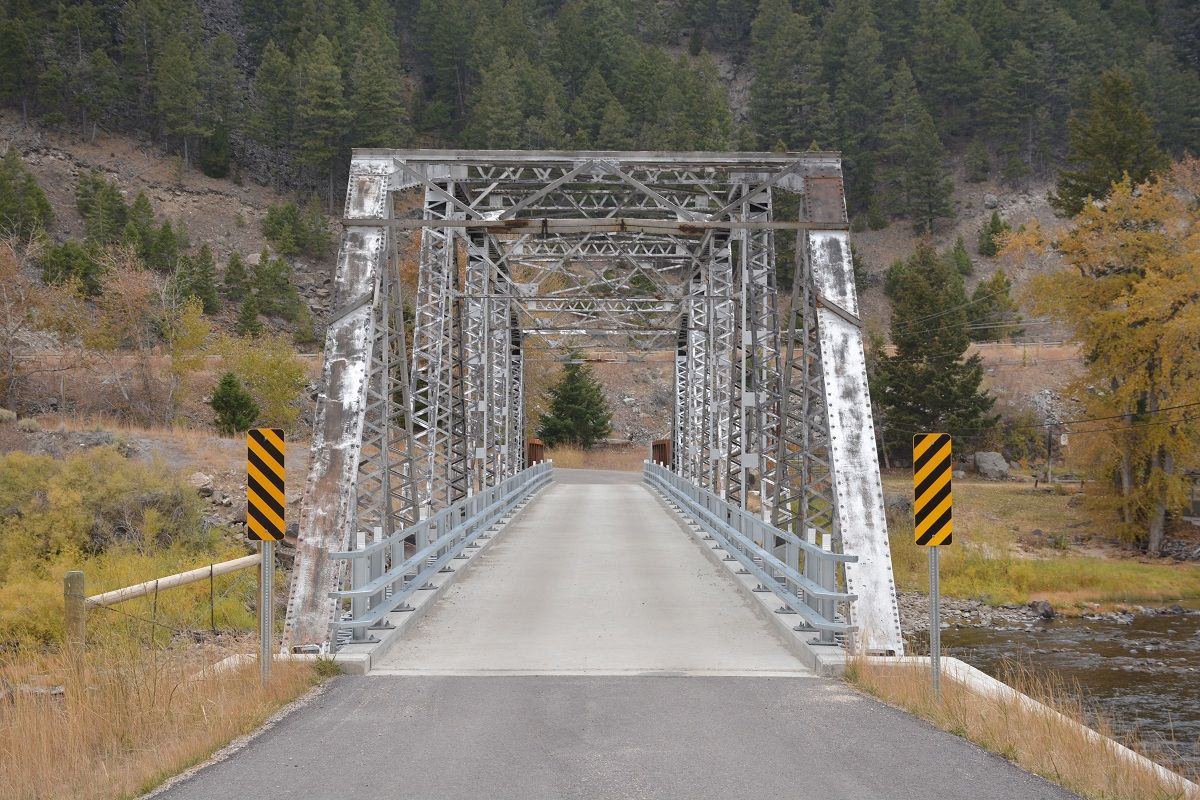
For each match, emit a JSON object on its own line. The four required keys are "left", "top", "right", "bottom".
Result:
{"left": 596, "top": 97, "right": 632, "bottom": 149}
{"left": 912, "top": 0, "right": 986, "bottom": 137}
{"left": 253, "top": 250, "right": 301, "bottom": 320}
{"left": 536, "top": 357, "right": 612, "bottom": 449}
{"left": 464, "top": 49, "right": 525, "bottom": 148}
{"left": 348, "top": 0, "right": 411, "bottom": 148}
{"left": 748, "top": 0, "right": 831, "bottom": 149}
{"left": 146, "top": 220, "right": 182, "bottom": 273}
{"left": 76, "top": 172, "right": 128, "bottom": 245}
{"left": 873, "top": 240, "right": 996, "bottom": 461}
{"left": 249, "top": 40, "right": 296, "bottom": 151}
{"left": 224, "top": 252, "right": 248, "bottom": 301}
{"left": 977, "top": 211, "right": 1011, "bottom": 257}
{"left": 155, "top": 33, "right": 206, "bottom": 166}
{"left": 945, "top": 236, "right": 973, "bottom": 276}
{"left": 879, "top": 61, "right": 953, "bottom": 231}
{"left": 40, "top": 240, "right": 103, "bottom": 296}
{"left": 832, "top": 9, "right": 887, "bottom": 213}
{"left": 236, "top": 294, "right": 264, "bottom": 336}
{"left": 967, "top": 269, "right": 1023, "bottom": 342}
{"left": 963, "top": 138, "right": 990, "bottom": 183}
{"left": 0, "top": 149, "right": 53, "bottom": 242}
{"left": 186, "top": 243, "right": 221, "bottom": 313}
{"left": 1050, "top": 69, "right": 1169, "bottom": 216}
{"left": 77, "top": 48, "right": 120, "bottom": 142}
{"left": 295, "top": 35, "right": 348, "bottom": 208}
{"left": 528, "top": 91, "right": 568, "bottom": 149}
{"left": 569, "top": 70, "right": 618, "bottom": 147}
{"left": 211, "top": 372, "right": 260, "bottom": 434}
{"left": 1132, "top": 42, "right": 1200, "bottom": 156}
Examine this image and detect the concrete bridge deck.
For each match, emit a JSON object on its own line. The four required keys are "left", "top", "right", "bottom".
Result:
{"left": 156, "top": 471, "right": 1078, "bottom": 800}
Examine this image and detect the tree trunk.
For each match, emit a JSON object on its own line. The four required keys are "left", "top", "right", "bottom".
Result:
{"left": 1119, "top": 451, "right": 1133, "bottom": 525}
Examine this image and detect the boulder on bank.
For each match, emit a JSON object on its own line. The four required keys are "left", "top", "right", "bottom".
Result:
{"left": 1028, "top": 599, "right": 1055, "bottom": 619}
{"left": 974, "top": 451, "right": 1009, "bottom": 480}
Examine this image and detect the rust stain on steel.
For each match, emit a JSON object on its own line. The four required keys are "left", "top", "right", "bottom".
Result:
{"left": 282, "top": 166, "right": 388, "bottom": 651}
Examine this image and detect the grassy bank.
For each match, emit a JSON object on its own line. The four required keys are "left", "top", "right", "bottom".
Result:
{"left": 884, "top": 475, "right": 1200, "bottom": 609}
{"left": 847, "top": 657, "right": 1196, "bottom": 800}
{"left": 0, "top": 644, "right": 325, "bottom": 800}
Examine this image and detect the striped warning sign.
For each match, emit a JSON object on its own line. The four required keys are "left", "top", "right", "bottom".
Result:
{"left": 247, "top": 428, "right": 285, "bottom": 541}
{"left": 913, "top": 433, "right": 952, "bottom": 546}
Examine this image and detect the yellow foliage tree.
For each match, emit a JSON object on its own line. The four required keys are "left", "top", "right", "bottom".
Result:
{"left": 214, "top": 332, "right": 308, "bottom": 431}
{"left": 1023, "top": 161, "right": 1200, "bottom": 553}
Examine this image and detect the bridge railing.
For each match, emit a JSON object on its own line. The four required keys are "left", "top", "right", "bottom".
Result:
{"left": 643, "top": 460, "right": 857, "bottom": 643}
{"left": 328, "top": 460, "right": 553, "bottom": 649}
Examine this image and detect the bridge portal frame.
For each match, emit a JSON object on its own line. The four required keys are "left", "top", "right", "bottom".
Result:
{"left": 282, "top": 150, "right": 904, "bottom": 655}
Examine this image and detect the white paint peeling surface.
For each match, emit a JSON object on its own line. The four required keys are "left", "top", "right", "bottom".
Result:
{"left": 811, "top": 232, "right": 904, "bottom": 655}
{"left": 283, "top": 163, "right": 388, "bottom": 650}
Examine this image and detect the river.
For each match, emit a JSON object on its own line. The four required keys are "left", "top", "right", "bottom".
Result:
{"left": 938, "top": 614, "right": 1200, "bottom": 770}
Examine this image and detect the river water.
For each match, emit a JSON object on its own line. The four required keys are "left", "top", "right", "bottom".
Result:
{"left": 940, "top": 614, "right": 1200, "bottom": 770}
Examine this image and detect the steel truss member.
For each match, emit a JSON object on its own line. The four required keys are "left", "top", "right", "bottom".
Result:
{"left": 283, "top": 151, "right": 903, "bottom": 655}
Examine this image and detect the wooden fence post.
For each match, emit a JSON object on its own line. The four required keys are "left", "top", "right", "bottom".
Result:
{"left": 64, "top": 570, "right": 86, "bottom": 656}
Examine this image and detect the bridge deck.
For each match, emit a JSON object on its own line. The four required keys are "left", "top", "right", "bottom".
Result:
{"left": 156, "top": 471, "right": 1079, "bottom": 800}
{"left": 371, "top": 469, "right": 807, "bottom": 676}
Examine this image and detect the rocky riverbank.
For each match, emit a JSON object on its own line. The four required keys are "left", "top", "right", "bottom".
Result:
{"left": 896, "top": 591, "right": 1197, "bottom": 633}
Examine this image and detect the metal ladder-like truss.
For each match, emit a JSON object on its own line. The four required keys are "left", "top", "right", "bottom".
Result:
{"left": 282, "top": 150, "right": 904, "bottom": 655}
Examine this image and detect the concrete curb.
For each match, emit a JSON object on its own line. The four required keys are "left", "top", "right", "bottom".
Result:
{"left": 870, "top": 655, "right": 1200, "bottom": 798}
{"left": 648, "top": 487, "right": 847, "bottom": 677}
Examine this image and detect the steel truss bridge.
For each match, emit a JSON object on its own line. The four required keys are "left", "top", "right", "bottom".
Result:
{"left": 281, "top": 150, "right": 904, "bottom": 656}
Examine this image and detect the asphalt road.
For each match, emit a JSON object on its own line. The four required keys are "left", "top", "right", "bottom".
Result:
{"left": 154, "top": 472, "right": 1079, "bottom": 800}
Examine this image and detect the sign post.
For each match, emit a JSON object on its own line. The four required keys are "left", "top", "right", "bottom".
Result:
{"left": 913, "top": 433, "right": 953, "bottom": 699}
{"left": 247, "top": 428, "right": 286, "bottom": 687}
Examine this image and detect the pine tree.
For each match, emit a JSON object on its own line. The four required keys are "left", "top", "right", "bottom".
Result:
{"left": 155, "top": 33, "right": 206, "bottom": 166}
{"left": 296, "top": 35, "right": 349, "bottom": 208}
{"left": 945, "top": 236, "right": 973, "bottom": 276}
{"left": 596, "top": 97, "right": 632, "bottom": 149}
{"left": 0, "top": 149, "right": 53, "bottom": 242}
{"left": 568, "top": 70, "right": 617, "bottom": 148}
{"left": 464, "top": 48, "right": 526, "bottom": 148}
{"left": 249, "top": 40, "right": 296, "bottom": 151}
{"left": 528, "top": 91, "right": 568, "bottom": 149}
{"left": 912, "top": 0, "right": 986, "bottom": 137}
{"left": 1050, "top": 69, "right": 1169, "bottom": 216}
{"left": 187, "top": 243, "right": 220, "bottom": 313}
{"left": 146, "top": 220, "right": 181, "bottom": 273}
{"left": 348, "top": 0, "right": 411, "bottom": 148}
{"left": 873, "top": 240, "right": 996, "bottom": 461}
{"left": 967, "top": 270, "right": 1023, "bottom": 342}
{"left": 211, "top": 372, "right": 260, "bottom": 434}
{"left": 224, "top": 252, "right": 248, "bottom": 301}
{"left": 977, "top": 211, "right": 1012, "bottom": 257}
{"left": 253, "top": 250, "right": 301, "bottom": 320}
{"left": 536, "top": 357, "right": 612, "bottom": 449}
{"left": 77, "top": 48, "right": 120, "bottom": 142}
{"left": 236, "top": 294, "right": 264, "bottom": 336}
{"left": 748, "top": 0, "right": 831, "bottom": 149}
{"left": 76, "top": 172, "right": 128, "bottom": 245}
{"left": 833, "top": 9, "right": 887, "bottom": 213}
{"left": 963, "top": 138, "right": 990, "bottom": 183}
{"left": 879, "top": 61, "right": 953, "bottom": 231}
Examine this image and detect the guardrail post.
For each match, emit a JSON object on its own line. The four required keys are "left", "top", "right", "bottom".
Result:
{"left": 350, "top": 531, "right": 371, "bottom": 642}
{"left": 819, "top": 533, "right": 837, "bottom": 645}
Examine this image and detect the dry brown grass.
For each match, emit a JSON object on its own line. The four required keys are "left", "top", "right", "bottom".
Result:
{"left": 0, "top": 643, "right": 323, "bottom": 800}
{"left": 847, "top": 656, "right": 1198, "bottom": 800}
{"left": 547, "top": 444, "right": 648, "bottom": 472}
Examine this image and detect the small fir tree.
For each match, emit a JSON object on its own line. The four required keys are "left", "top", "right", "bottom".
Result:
{"left": 237, "top": 294, "right": 263, "bottom": 336}
{"left": 0, "top": 148, "right": 52, "bottom": 241}
{"left": 977, "top": 211, "right": 1012, "bottom": 257}
{"left": 536, "top": 357, "right": 612, "bottom": 449}
{"left": 963, "top": 138, "right": 990, "bottom": 182}
{"left": 187, "top": 243, "right": 220, "bottom": 313}
{"left": 211, "top": 372, "right": 259, "bottom": 434}
{"left": 946, "top": 236, "right": 974, "bottom": 276}
{"left": 1050, "top": 69, "right": 1169, "bottom": 216}
{"left": 224, "top": 252, "right": 248, "bottom": 300}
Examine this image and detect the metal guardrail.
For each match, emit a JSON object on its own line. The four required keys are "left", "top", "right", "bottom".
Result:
{"left": 643, "top": 460, "right": 857, "bottom": 643}
{"left": 330, "top": 461, "right": 553, "bottom": 648}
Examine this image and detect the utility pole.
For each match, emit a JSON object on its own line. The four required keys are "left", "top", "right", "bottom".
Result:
{"left": 1046, "top": 426, "right": 1054, "bottom": 485}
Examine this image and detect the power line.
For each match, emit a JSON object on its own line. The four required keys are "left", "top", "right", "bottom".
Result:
{"left": 889, "top": 288, "right": 1013, "bottom": 331}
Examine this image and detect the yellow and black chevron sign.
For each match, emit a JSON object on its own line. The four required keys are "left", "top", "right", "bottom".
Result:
{"left": 913, "top": 433, "right": 952, "bottom": 547}
{"left": 247, "top": 428, "right": 285, "bottom": 542}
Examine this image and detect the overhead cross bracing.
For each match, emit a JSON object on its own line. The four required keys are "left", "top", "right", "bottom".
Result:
{"left": 282, "top": 149, "right": 904, "bottom": 656}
